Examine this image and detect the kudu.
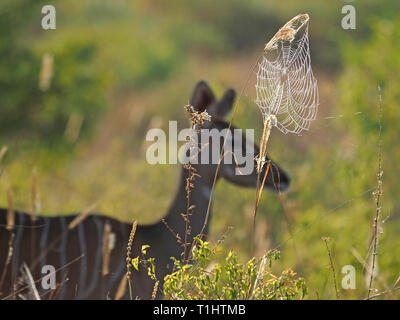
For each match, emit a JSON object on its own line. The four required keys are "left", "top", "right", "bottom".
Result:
{"left": 0, "top": 81, "right": 289, "bottom": 300}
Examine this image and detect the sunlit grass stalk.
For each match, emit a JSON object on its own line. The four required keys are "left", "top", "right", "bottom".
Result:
{"left": 114, "top": 276, "right": 127, "bottom": 300}
{"left": 250, "top": 253, "right": 267, "bottom": 299}
{"left": 101, "top": 221, "right": 112, "bottom": 297}
{"left": 152, "top": 280, "right": 159, "bottom": 300}
{"left": 252, "top": 115, "right": 274, "bottom": 251}
{"left": 367, "top": 85, "right": 383, "bottom": 298}
{"left": 0, "top": 146, "right": 7, "bottom": 163}
{"left": 351, "top": 247, "right": 392, "bottom": 298}
{"left": 256, "top": 116, "right": 273, "bottom": 174}
{"left": 0, "top": 228, "right": 15, "bottom": 294}
{"left": 126, "top": 221, "right": 137, "bottom": 300}
{"left": 68, "top": 203, "right": 97, "bottom": 230}
{"left": 365, "top": 286, "right": 400, "bottom": 300}
{"left": 102, "top": 221, "right": 111, "bottom": 277}
{"left": 30, "top": 168, "right": 38, "bottom": 221}
{"left": 4, "top": 187, "right": 16, "bottom": 298}
{"left": 6, "top": 187, "right": 14, "bottom": 231}
{"left": 30, "top": 168, "right": 38, "bottom": 270}
{"left": 199, "top": 53, "right": 264, "bottom": 244}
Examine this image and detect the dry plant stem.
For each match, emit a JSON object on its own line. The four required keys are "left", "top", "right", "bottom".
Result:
{"left": 6, "top": 188, "right": 15, "bottom": 231}
{"left": 2, "top": 254, "right": 83, "bottom": 300}
{"left": 367, "top": 86, "right": 383, "bottom": 299}
{"left": 394, "top": 274, "right": 400, "bottom": 287}
{"left": 322, "top": 237, "right": 339, "bottom": 300}
{"left": 45, "top": 276, "right": 68, "bottom": 300}
{"left": 0, "top": 232, "right": 14, "bottom": 295}
{"left": 251, "top": 116, "right": 273, "bottom": 252}
{"left": 182, "top": 108, "right": 207, "bottom": 263}
{"left": 250, "top": 254, "right": 267, "bottom": 299}
{"left": 197, "top": 53, "right": 264, "bottom": 242}
{"left": 30, "top": 169, "right": 38, "bottom": 271}
{"left": 257, "top": 116, "right": 273, "bottom": 174}
{"left": 114, "top": 276, "right": 127, "bottom": 300}
{"left": 0, "top": 146, "right": 7, "bottom": 163}
{"left": 5, "top": 187, "right": 16, "bottom": 299}
{"left": 182, "top": 163, "right": 199, "bottom": 263}
{"left": 350, "top": 247, "right": 392, "bottom": 295}
{"left": 102, "top": 221, "right": 111, "bottom": 297}
{"left": 161, "top": 218, "right": 183, "bottom": 245}
{"left": 126, "top": 221, "right": 137, "bottom": 300}
{"left": 68, "top": 203, "right": 97, "bottom": 230}
{"left": 251, "top": 162, "right": 271, "bottom": 252}
{"left": 102, "top": 221, "right": 111, "bottom": 276}
{"left": 365, "top": 286, "right": 400, "bottom": 300}
{"left": 0, "top": 147, "right": 7, "bottom": 180}
{"left": 18, "top": 262, "right": 40, "bottom": 300}
{"left": 152, "top": 281, "right": 159, "bottom": 300}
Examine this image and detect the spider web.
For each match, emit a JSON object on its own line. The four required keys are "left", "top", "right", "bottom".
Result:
{"left": 255, "top": 18, "right": 318, "bottom": 135}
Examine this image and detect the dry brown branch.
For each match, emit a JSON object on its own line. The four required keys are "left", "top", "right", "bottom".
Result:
{"left": 0, "top": 146, "right": 8, "bottom": 163}
{"left": 68, "top": 203, "right": 97, "bottom": 230}
{"left": 6, "top": 187, "right": 14, "bottom": 231}
{"left": 365, "top": 286, "right": 400, "bottom": 300}
{"left": 2, "top": 255, "right": 83, "bottom": 300}
{"left": 102, "top": 221, "right": 112, "bottom": 276}
{"left": 322, "top": 237, "right": 339, "bottom": 300}
{"left": 114, "top": 276, "right": 127, "bottom": 300}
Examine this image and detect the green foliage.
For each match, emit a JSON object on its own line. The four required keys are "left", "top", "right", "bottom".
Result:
{"left": 337, "top": 15, "right": 400, "bottom": 284}
{"left": 1, "top": 0, "right": 400, "bottom": 301}
{"left": 130, "top": 244, "right": 157, "bottom": 281}
{"left": 0, "top": 0, "right": 109, "bottom": 146}
{"left": 274, "top": 13, "right": 400, "bottom": 299}
{"left": 164, "top": 238, "right": 307, "bottom": 300}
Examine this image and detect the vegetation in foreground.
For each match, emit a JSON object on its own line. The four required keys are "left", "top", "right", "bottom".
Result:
{"left": 0, "top": 0, "right": 399, "bottom": 299}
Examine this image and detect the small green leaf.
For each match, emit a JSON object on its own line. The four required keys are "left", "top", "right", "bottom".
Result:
{"left": 131, "top": 256, "right": 139, "bottom": 271}
{"left": 141, "top": 244, "right": 150, "bottom": 255}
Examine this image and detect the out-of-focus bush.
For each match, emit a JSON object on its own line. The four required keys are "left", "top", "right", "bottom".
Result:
{"left": 0, "top": 1, "right": 109, "bottom": 147}
{"left": 336, "top": 15, "right": 400, "bottom": 285}
{"left": 274, "top": 14, "right": 400, "bottom": 299}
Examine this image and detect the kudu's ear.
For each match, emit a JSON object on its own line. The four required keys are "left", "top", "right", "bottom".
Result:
{"left": 207, "top": 88, "right": 235, "bottom": 119}
{"left": 190, "top": 81, "right": 216, "bottom": 113}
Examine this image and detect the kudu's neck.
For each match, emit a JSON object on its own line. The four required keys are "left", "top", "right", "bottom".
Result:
{"left": 163, "top": 163, "right": 219, "bottom": 239}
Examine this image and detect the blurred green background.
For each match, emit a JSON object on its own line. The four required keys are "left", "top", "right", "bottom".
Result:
{"left": 1, "top": 0, "right": 399, "bottom": 299}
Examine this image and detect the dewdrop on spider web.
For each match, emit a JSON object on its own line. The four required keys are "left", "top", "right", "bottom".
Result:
{"left": 255, "top": 13, "right": 319, "bottom": 173}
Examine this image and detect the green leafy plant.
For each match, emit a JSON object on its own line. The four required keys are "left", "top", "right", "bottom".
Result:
{"left": 163, "top": 238, "right": 307, "bottom": 300}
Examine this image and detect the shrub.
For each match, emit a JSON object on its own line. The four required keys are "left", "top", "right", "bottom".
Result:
{"left": 163, "top": 238, "right": 307, "bottom": 300}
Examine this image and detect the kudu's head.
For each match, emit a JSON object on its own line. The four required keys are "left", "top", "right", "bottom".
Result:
{"left": 188, "top": 81, "right": 290, "bottom": 192}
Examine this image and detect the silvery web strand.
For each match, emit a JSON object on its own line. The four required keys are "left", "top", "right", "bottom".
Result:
{"left": 255, "top": 23, "right": 319, "bottom": 135}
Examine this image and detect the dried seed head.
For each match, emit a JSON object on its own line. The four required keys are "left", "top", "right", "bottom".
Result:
{"left": 184, "top": 104, "right": 211, "bottom": 127}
